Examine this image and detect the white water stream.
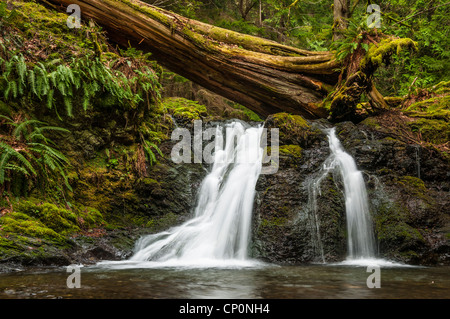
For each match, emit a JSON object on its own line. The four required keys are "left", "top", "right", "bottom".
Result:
{"left": 327, "top": 128, "right": 376, "bottom": 259}
{"left": 120, "top": 121, "right": 264, "bottom": 267}
{"left": 96, "top": 123, "right": 406, "bottom": 270}
{"left": 307, "top": 127, "right": 377, "bottom": 265}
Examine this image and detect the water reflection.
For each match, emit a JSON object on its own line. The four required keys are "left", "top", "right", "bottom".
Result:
{"left": 0, "top": 264, "right": 448, "bottom": 299}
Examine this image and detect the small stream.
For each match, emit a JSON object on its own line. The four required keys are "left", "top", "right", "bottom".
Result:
{"left": 0, "top": 263, "right": 448, "bottom": 299}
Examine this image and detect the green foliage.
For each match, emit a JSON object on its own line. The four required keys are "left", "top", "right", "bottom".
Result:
{"left": 143, "top": 0, "right": 202, "bottom": 19}
{"left": 330, "top": 19, "right": 371, "bottom": 61}
{"left": 0, "top": 0, "right": 162, "bottom": 119}
{"left": 0, "top": 115, "right": 71, "bottom": 197}
{"left": 142, "top": 140, "right": 163, "bottom": 166}
{"left": 0, "top": 52, "right": 161, "bottom": 117}
{"left": 0, "top": 1, "right": 18, "bottom": 27}
{"left": 215, "top": 18, "right": 267, "bottom": 38}
{"left": 373, "top": 0, "right": 450, "bottom": 96}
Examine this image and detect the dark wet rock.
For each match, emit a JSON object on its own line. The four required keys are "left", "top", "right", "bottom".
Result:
{"left": 2, "top": 111, "right": 448, "bottom": 269}
{"left": 251, "top": 115, "right": 449, "bottom": 266}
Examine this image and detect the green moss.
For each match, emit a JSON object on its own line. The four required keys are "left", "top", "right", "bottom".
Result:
{"left": 260, "top": 216, "right": 288, "bottom": 228}
{"left": 404, "top": 95, "right": 450, "bottom": 121}
{"left": 384, "top": 96, "right": 404, "bottom": 108}
{"left": 0, "top": 236, "right": 20, "bottom": 251}
{"left": 432, "top": 81, "right": 450, "bottom": 95}
{"left": 401, "top": 94, "right": 449, "bottom": 147}
{"left": 162, "top": 97, "right": 207, "bottom": 121}
{"left": 155, "top": 212, "right": 178, "bottom": 230}
{"left": 361, "top": 38, "right": 418, "bottom": 72}
{"left": 271, "top": 112, "right": 313, "bottom": 143}
{"left": 360, "top": 117, "right": 382, "bottom": 129}
{"left": 15, "top": 201, "right": 80, "bottom": 234}
{"left": 273, "top": 112, "right": 310, "bottom": 128}
{"left": 9, "top": 0, "right": 97, "bottom": 61}
{"left": 395, "top": 176, "right": 429, "bottom": 200}
{"left": 373, "top": 200, "right": 425, "bottom": 246}
{"left": 276, "top": 144, "right": 303, "bottom": 158}
{"left": 78, "top": 206, "right": 105, "bottom": 229}
{"left": 228, "top": 103, "right": 262, "bottom": 122}
{"left": 119, "top": 0, "right": 172, "bottom": 26}
{"left": 141, "top": 178, "right": 160, "bottom": 187}
{"left": 142, "top": 212, "right": 180, "bottom": 232}
{"left": 0, "top": 215, "right": 66, "bottom": 244}
{"left": 409, "top": 118, "right": 449, "bottom": 145}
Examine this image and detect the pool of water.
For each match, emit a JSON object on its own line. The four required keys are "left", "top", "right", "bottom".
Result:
{"left": 0, "top": 260, "right": 448, "bottom": 299}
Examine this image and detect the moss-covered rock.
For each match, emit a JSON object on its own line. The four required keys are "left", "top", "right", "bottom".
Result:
{"left": 265, "top": 112, "right": 323, "bottom": 148}
{"left": 278, "top": 145, "right": 303, "bottom": 158}
{"left": 404, "top": 95, "right": 449, "bottom": 121}
{"left": 162, "top": 97, "right": 208, "bottom": 123}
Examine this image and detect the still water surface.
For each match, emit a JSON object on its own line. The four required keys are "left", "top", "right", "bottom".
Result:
{"left": 0, "top": 261, "right": 448, "bottom": 299}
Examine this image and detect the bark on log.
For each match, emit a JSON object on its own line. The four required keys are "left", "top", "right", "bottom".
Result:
{"left": 40, "top": 0, "right": 341, "bottom": 119}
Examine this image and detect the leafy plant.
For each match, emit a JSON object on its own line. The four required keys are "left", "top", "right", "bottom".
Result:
{"left": 142, "top": 140, "right": 163, "bottom": 166}
{"left": 373, "top": 0, "right": 450, "bottom": 96}
{"left": 331, "top": 19, "right": 371, "bottom": 62}
{"left": 0, "top": 114, "right": 71, "bottom": 197}
{"left": 0, "top": 51, "right": 162, "bottom": 117}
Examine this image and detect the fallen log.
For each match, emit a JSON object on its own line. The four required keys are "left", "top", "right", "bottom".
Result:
{"left": 41, "top": 0, "right": 341, "bottom": 119}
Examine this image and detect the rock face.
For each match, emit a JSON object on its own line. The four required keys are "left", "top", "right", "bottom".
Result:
{"left": 252, "top": 115, "right": 347, "bottom": 264}
{"left": 1, "top": 109, "right": 448, "bottom": 270}
{"left": 251, "top": 113, "right": 449, "bottom": 265}
{"left": 336, "top": 120, "right": 449, "bottom": 265}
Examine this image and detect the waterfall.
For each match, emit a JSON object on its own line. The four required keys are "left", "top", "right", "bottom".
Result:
{"left": 326, "top": 128, "right": 376, "bottom": 259}
{"left": 306, "top": 127, "right": 376, "bottom": 261}
{"left": 127, "top": 121, "right": 264, "bottom": 267}
{"left": 304, "top": 174, "right": 327, "bottom": 263}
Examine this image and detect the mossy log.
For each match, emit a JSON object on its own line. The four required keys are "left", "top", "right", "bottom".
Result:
{"left": 325, "top": 37, "right": 417, "bottom": 121}
{"left": 40, "top": 0, "right": 341, "bottom": 119}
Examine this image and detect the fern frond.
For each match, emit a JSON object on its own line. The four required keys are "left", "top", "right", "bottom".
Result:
{"left": 0, "top": 114, "right": 14, "bottom": 124}
{"left": 28, "top": 142, "right": 70, "bottom": 164}
{"left": 5, "top": 80, "right": 17, "bottom": 99}
{"left": 12, "top": 119, "right": 42, "bottom": 141}
{"left": 0, "top": 142, "right": 37, "bottom": 183}
{"left": 4, "top": 163, "right": 30, "bottom": 176}
{"left": 15, "top": 55, "right": 27, "bottom": 86}
{"left": 63, "top": 95, "right": 73, "bottom": 116}
{"left": 46, "top": 89, "right": 54, "bottom": 109}
{"left": 28, "top": 69, "right": 37, "bottom": 97}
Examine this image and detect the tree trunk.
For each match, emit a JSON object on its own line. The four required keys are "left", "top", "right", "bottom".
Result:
{"left": 257, "top": 0, "right": 262, "bottom": 27}
{"left": 40, "top": 0, "right": 340, "bottom": 119}
{"left": 333, "top": 0, "right": 350, "bottom": 41}
{"left": 238, "top": 0, "right": 256, "bottom": 21}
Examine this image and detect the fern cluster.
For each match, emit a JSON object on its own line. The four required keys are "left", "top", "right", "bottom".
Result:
{"left": 331, "top": 20, "right": 371, "bottom": 62}
{"left": 0, "top": 50, "right": 161, "bottom": 117}
{"left": 0, "top": 115, "right": 71, "bottom": 197}
{"left": 142, "top": 139, "right": 163, "bottom": 167}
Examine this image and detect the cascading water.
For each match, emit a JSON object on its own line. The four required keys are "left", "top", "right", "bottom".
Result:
{"left": 122, "top": 121, "right": 264, "bottom": 267}
{"left": 326, "top": 128, "right": 376, "bottom": 259}
{"left": 307, "top": 127, "right": 376, "bottom": 262}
